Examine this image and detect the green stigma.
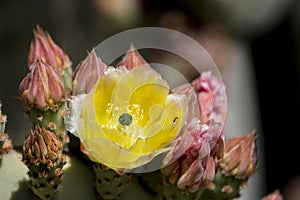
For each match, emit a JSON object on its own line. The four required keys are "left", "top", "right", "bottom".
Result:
{"left": 119, "top": 113, "right": 132, "bottom": 126}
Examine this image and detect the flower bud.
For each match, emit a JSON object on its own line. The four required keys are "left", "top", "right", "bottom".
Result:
{"left": 28, "top": 25, "right": 71, "bottom": 74}
{"left": 262, "top": 190, "right": 283, "bottom": 200}
{"left": 116, "top": 44, "right": 151, "bottom": 70}
{"left": 192, "top": 71, "right": 226, "bottom": 124}
{"left": 221, "top": 130, "right": 257, "bottom": 179}
{"left": 162, "top": 118, "right": 224, "bottom": 192}
{"left": 72, "top": 48, "right": 107, "bottom": 95}
{"left": 19, "top": 60, "right": 66, "bottom": 111}
{"left": 22, "top": 126, "right": 62, "bottom": 167}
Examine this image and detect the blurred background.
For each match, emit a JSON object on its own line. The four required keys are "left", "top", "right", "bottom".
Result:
{"left": 1, "top": 0, "right": 300, "bottom": 199}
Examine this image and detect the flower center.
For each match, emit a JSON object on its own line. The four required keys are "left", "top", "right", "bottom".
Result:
{"left": 119, "top": 113, "right": 133, "bottom": 126}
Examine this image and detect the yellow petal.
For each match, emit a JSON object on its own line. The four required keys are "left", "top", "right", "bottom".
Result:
{"left": 130, "top": 94, "right": 187, "bottom": 153}
{"left": 112, "top": 66, "right": 169, "bottom": 126}
{"left": 94, "top": 67, "right": 127, "bottom": 127}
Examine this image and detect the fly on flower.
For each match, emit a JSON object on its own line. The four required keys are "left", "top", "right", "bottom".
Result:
{"left": 66, "top": 47, "right": 188, "bottom": 171}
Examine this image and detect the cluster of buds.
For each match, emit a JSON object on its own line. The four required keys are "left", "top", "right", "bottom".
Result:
{"left": 159, "top": 69, "right": 226, "bottom": 194}
{"left": 19, "top": 26, "right": 72, "bottom": 200}
{"left": 19, "top": 26, "right": 72, "bottom": 141}
{"left": 162, "top": 120, "right": 224, "bottom": 192}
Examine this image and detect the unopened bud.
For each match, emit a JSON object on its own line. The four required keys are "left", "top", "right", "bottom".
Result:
{"left": 116, "top": 44, "right": 151, "bottom": 70}
{"left": 19, "top": 60, "right": 66, "bottom": 111}
{"left": 192, "top": 71, "right": 226, "bottom": 124}
{"left": 28, "top": 25, "right": 71, "bottom": 74}
{"left": 22, "top": 126, "right": 62, "bottom": 166}
{"left": 162, "top": 119, "right": 223, "bottom": 192}
{"left": 221, "top": 130, "right": 257, "bottom": 179}
{"left": 72, "top": 48, "right": 107, "bottom": 95}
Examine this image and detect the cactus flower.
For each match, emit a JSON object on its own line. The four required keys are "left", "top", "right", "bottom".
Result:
{"left": 162, "top": 118, "right": 224, "bottom": 192}
{"left": 68, "top": 65, "right": 187, "bottom": 170}
{"left": 19, "top": 60, "right": 66, "bottom": 111}
{"left": 28, "top": 25, "right": 71, "bottom": 74}
{"left": 72, "top": 48, "right": 107, "bottom": 95}
{"left": 221, "top": 130, "right": 257, "bottom": 179}
{"left": 116, "top": 44, "right": 151, "bottom": 70}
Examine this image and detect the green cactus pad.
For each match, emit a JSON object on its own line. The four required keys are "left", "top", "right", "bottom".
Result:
{"left": 93, "top": 164, "right": 132, "bottom": 199}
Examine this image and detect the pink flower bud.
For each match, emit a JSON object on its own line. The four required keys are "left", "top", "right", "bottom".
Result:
{"left": 162, "top": 118, "right": 224, "bottom": 192}
{"left": 192, "top": 71, "right": 226, "bottom": 124}
{"left": 19, "top": 60, "right": 66, "bottom": 110}
{"left": 28, "top": 25, "right": 72, "bottom": 74}
{"left": 116, "top": 44, "right": 151, "bottom": 70}
{"left": 221, "top": 130, "right": 257, "bottom": 179}
{"left": 72, "top": 48, "right": 107, "bottom": 95}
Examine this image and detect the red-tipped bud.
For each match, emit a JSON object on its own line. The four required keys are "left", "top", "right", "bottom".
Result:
{"left": 28, "top": 25, "right": 71, "bottom": 74}
{"left": 72, "top": 48, "right": 107, "bottom": 95}
{"left": 221, "top": 130, "right": 257, "bottom": 179}
{"left": 262, "top": 190, "right": 283, "bottom": 200}
{"left": 192, "top": 71, "right": 226, "bottom": 124}
{"left": 116, "top": 44, "right": 151, "bottom": 70}
{"left": 19, "top": 60, "right": 66, "bottom": 111}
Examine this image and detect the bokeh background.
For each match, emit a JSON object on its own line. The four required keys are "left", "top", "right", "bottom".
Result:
{"left": 1, "top": 0, "right": 300, "bottom": 199}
